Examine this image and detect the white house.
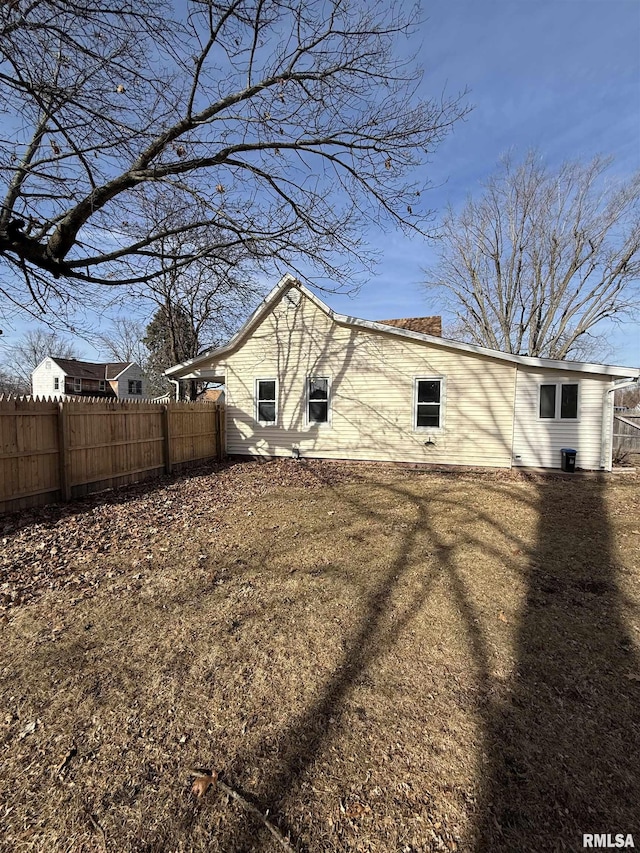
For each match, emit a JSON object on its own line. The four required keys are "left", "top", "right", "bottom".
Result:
{"left": 32, "top": 358, "right": 148, "bottom": 400}
{"left": 165, "top": 275, "right": 640, "bottom": 471}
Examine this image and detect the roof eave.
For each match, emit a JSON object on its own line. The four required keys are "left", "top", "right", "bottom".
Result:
{"left": 164, "top": 274, "right": 640, "bottom": 380}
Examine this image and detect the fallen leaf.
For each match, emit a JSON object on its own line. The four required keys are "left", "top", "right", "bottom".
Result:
{"left": 498, "top": 611, "right": 508, "bottom": 623}
{"left": 56, "top": 743, "right": 77, "bottom": 776}
{"left": 18, "top": 720, "right": 37, "bottom": 740}
{"left": 191, "top": 769, "right": 218, "bottom": 798}
{"left": 625, "top": 671, "right": 640, "bottom": 682}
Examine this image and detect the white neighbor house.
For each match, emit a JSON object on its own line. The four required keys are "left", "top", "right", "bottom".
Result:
{"left": 32, "top": 358, "right": 148, "bottom": 400}
{"left": 166, "top": 275, "right": 640, "bottom": 471}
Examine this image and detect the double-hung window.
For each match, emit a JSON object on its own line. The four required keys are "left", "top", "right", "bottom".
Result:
{"left": 539, "top": 382, "right": 579, "bottom": 420}
{"left": 73, "top": 377, "right": 82, "bottom": 393}
{"left": 128, "top": 379, "right": 142, "bottom": 395}
{"left": 256, "top": 379, "right": 277, "bottom": 424}
{"left": 307, "top": 377, "right": 330, "bottom": 424}
{"left": 415, "top": 378, "right": 443, "bottom": 429}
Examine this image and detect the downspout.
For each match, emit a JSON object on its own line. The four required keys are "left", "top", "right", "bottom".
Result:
{"left": 601, "top": 377, "right": 639, "bottom": 471}
{"left": 169, "top": 378, "right": 180, "bottom": 402}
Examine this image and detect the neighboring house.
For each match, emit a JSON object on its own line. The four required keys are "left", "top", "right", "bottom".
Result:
{"left": 165, "top": 274, "right": 640, "bottom": 471}
{"left": 32, "top": 358, "right": 148, "bottom": 400}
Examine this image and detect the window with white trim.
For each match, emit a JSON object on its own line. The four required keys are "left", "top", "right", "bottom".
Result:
{"left": 73, "top": 377, "right": 82, "bottom": 393}
{"left": 307, "top": 377, "right": 330, "bottom": 424}
{"left": 54, "top": 377, "right": 59, "bottom": 390}
{"left": 415, "top": 378, "right": 443, "bottom": 429}
{"left": 99, "top": 380, "right": 106, "bottom": 392}
{"left": 128, "top": 379, "right": 142, "bottom": 395}
{"left": 256, "top": 379, "right": 277, "bottom": 423}
{"left": 539, "top": 382, "right": 579, "bottom": 420}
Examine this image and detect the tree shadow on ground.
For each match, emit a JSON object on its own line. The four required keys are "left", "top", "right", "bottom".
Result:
{"left": 475, "top": 478, "right": 640, "bottom": 852}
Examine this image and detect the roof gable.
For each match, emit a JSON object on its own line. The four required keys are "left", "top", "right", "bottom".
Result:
{"left": 165, "top": 274, "right": 640, "bottom": 380}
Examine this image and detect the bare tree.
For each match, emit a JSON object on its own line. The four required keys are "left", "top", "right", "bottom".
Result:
{"left": 1, "top": 328, "right": 82, "bottom": 392}
{"left": 0, "top": 0, "right": 467, "bottom": 318}
{"left": 427, "top": 152, "right": 640, "bottom": 359}
{"left": 96, "top": 317, "right": 148, "bottom": 365}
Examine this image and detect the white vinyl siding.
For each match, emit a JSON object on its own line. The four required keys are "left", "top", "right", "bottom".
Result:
{"left": 214, "top": 289, "right": 516, "bottom": 467}
{"left": 116, "top": 364, "right": 147, "bottom": 399}
{"left": 31, "top": 360, "right": 66, "bottom": 398}
{"left": 513, "top": 368, "right": 609, "bottom": 469}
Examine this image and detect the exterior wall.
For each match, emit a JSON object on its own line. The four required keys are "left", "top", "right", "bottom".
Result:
{"left": 210, "top": 290, "right": 517, "bottom": 467}
{"left": 512, "top": 367, "right": 611, "bottom": 470}
{"left": 115, "top": 364, "right": 148, "bottom": 399}
{"left": 31, "top": 359, "right": 67, "bottom": 398}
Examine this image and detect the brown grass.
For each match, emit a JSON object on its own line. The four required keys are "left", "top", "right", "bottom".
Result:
{"left": 1, "top": 459, "right": 639, "bottom": 852}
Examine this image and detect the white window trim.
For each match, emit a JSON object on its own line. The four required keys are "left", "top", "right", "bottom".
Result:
{"left": 413, "top": 376, "right": 446, "bottom": 432}
{"left": 73, "top": 377, "right": 82, "bottom": 393}
{"left": 128, "top": 379, "right": 142, "bottom": 395}
{"left": 54, "top": 377, "right": 59, "bottom": 390}
{"left": 305, "top": 375, "right": 332, "bottom": 427}
{"left": 538, "top": 381, "right": 580, "bottom": 422}
{"left": 255, "top": 377, "right": 278, "bottom": 425}
{"left": 99, "top": 380, "right": 106, "bottom": 392}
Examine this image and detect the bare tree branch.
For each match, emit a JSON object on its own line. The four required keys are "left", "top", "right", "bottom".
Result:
{"left": 426, "top": 152, "right": 640, "bottom": 360}
{"left": 0, "top": 0, "right": 467, "bottom": 317}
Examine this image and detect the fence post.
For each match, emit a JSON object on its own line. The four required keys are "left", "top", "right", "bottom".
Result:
{"left": 57, "top": 401, "right": 72, "bottom": 501}
{"left": 162, "top": 404, "right": 173, "bottom": 474}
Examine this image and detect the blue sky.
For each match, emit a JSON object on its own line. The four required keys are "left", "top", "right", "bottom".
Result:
{"left": 327, "top": 0, "right": 640, "bottom": 366}
{"left": 1, "top": 0, "right": 639, "bottom": 367}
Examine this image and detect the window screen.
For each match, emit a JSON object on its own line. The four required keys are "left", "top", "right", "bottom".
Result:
{"left": 416, "top": 379, "right": 441, "bottom": 428}
{"left": 539, "top": 384, "right": 556, "bottom": 419}
{"left": 308, "top": 377, "right": 329, "bottom": 423}
{"left": 257, "top": 380, "right": 276, "bottom": 423}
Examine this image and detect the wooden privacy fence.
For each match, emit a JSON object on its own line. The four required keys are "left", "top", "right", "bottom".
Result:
{"left": 614, "top": 414, "right": 640, "bottom": 455}
{"left": 0, "top": 397, "right": 225, "bottom": 514}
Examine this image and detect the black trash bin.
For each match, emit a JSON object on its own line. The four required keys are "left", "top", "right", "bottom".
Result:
{"left": 561, "top": 448, "right": 577, "bottom": 473}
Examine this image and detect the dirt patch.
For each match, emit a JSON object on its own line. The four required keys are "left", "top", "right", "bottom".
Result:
{"left": 1, "top": 459, "right": 639, "bottom": 852}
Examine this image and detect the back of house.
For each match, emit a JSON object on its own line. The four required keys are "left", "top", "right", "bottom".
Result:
{"left": 166, "top": 275, "right": 639, "bottom": 472}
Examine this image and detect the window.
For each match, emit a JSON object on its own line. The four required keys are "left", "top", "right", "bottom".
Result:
{"left": 128, "top": 379, "right": 142, "bottom": 395}
{"left": 73, "top": 378, "right": 82, "bottom": 393}
{"left": 539, "top": 384, "right": 556, "bottom": 419}
{"left": 99, "top": 380, "right": 106, "bottom": 392}
{"left": 256, "top": 379, "right": 277, "bottom": 423}
{"left": 539, "top": 383, "right": 579, "bottom": 420}
{"left": 307, "top": 377, "right": 329, "bottom": 424}
{"left": 54, "top": 377, "right": 59, "bottom": 390}
{"left": 561, "top": 384, "right": 578, "bottom": 419}
{"left": 415, "top": 378, "right": 443, "bottom": 429}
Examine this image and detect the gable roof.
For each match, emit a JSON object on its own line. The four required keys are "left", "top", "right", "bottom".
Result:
{"left": 377, "top": 316, "right": 442, "bottom": 336}
{"left": 165, "top": 273, "right": 640, "bottom": 380}
{"left": 50, "top": 358, "right": 133, "bottom": 380}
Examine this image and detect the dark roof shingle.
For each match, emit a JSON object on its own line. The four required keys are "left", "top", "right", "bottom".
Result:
{"left": 51, "top": 358, "right": 132, "bottom": 380}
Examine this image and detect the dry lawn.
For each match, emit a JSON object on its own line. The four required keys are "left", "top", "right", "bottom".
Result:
{"left": 1, "top": 459, "right": 640, "bottom": 853}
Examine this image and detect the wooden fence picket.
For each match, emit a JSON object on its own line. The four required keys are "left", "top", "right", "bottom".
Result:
{"left": 0, "top": 397, "right": 223, "bottom": 514}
